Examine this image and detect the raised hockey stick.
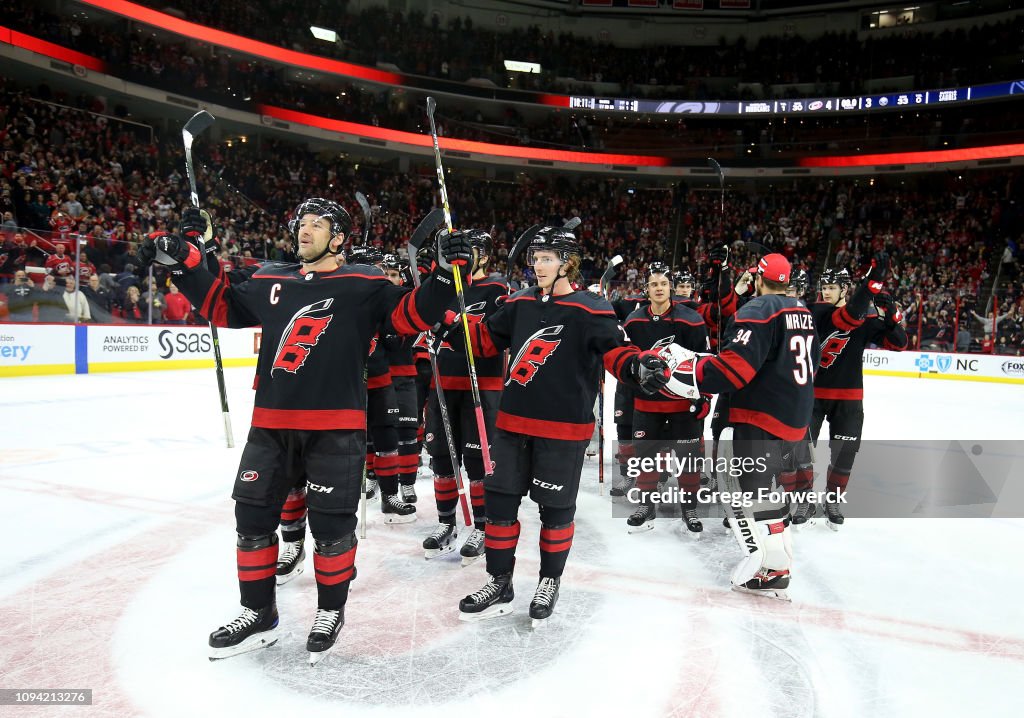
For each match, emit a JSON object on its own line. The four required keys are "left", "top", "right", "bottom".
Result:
{"left": 596, "top": 254, "right": 624, "bottom": 495}
{"left": 707, "top": 157, "right": 728, "bottom": 354}
{"left": 355, "top": 191, "right": 372, "bottom": 245}
{"left": 407, "top": 209, "right": 472, "bottom": 526}
{"left": 184, "top": 110, "right": 233, "bottom": 449}
{"left": 425, "top": 96, "right": 496, "bottom": 483}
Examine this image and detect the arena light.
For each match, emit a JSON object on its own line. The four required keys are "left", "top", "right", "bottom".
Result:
{"left": 309, "top": 26, "right": 336, "bottom": 43}
{"left": 799, "top": 143, "right": 1024, "bottom": 168}
{"left": 504, "top": 60, "right": 541, "bottom": 74}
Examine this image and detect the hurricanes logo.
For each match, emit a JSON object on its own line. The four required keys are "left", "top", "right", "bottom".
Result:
{"left": 272, "top": 298, "right": 334, "bottom": 375}
{"left": 439, "top": 301, "right": 487, "bottom": 352}
{"left": 368, "top": 335, "right": 378, "bottom": 357}
{"left": 507, "top": 325, "right": 563, "bottom": 387}
{"left": 819, "top": 331, "right": 850, "bottom": 369}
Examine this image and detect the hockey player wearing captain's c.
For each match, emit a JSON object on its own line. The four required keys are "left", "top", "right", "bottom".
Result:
{"left": 435, "top": 226, "right": 673, "bottom": 627}
{"left": 138, "top": 198, "right": 475, "bottom": 665}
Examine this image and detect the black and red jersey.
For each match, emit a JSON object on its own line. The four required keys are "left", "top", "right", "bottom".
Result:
{"left": 678, "top": 292, "right": 739, "bottom": 352}
{"left": 434, "top": 275, "right": 509, "bottom": 391}
{"left": 812, "top": 301, "right": 908, "bottom": 400}
{"left": 173, "top": 260, "right": 454, "bottom": 431}
{"left": 384, "top": 333, "right": 418, "bottom": 378}
{"left": 367, "top": 335, "right": 392, "bottom": 390}
{"left": 624, "top": 302, "right": 709, "bottom": 413}
{"left": 696, "top": 294, "right": 819, "bottom": 441}
{"left": 611, "top": 294, "right": 648, "bottom": 321}
{"left": 466, "top": 287, "right": 642, "bottom": 441}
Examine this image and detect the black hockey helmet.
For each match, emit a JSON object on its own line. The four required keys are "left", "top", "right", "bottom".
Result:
{"left": 645, "top": 261, "right": 672, "bottom": 283}
{"left": 346, "top": 244, "right": 385, "bottom": 266}
{"left": 819, "top": 267, "right": 851, "bottom": 289}
{"left": 288, "top": 197, "right": 352, "bottom": 240}
{"left": 526, "top": 226, "right": 580, "bottom": 265}
{"left": 672, "top": 270, "right": 695, "bottom": 287}
{"left": 382, "top": 253, "right": 402, "bottom": 271}
{"left": 464, "top": 228, "right": 493, "bottom": 257}
{"left": 789, "top": 268, "right": 810, "bottom": 296}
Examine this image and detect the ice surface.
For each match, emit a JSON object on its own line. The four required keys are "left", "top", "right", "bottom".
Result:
{"left": 1, "top": 369, "right": 1022, "bottom": 717}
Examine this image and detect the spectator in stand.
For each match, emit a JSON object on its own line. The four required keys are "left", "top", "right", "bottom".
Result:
{"left": 115, "top": 263, "right": 141, "bottom": 301}
{"left": 162, "top": 282, "right": 191, "bottom": 324}
{"left": 971, "top": 305, "right": 1013, "bottom": 342}
{"left": 119, "top": 284, "right": 145, "bottom": 323}
{"left": 141, "top": 278, "right": 164, "bottom": 323}
{"left": 35, "top": 274, "right": 66, "bottom": 322}
{"left": 82, "top": 272, "right": 114, "bottom": 323}
{"left": 44, "top": 243, "right": 74, "bottom": 277}
{"left": 62, "top": 275, "right": 90, "bottom": 322}
{"left": 2, "top": 271, "right": 36, "bottom": 322}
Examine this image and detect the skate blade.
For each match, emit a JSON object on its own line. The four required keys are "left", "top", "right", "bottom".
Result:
{"left": 424, "top": 544, "right": 457, "bottom": 560}
{"left": 275, "top": 564, "right": 304, "bottom": 586}
{"left": 460, "top": 552, "right": 484, "bottom": 567}
{"left": 682, "top": 528, "right": 703, "bottom": 541}
{"left": 383, "top": 513, "right": 417, "bottom": 525}
{"left": 308, "top": 645, "right": 335, "bottom": 666}
{"left": 458, "top": 603, "right": 514, "bottom": 622}
{"left": 208, "top": 630, "right": 278, "bottom": 661}
{"left": 626, "top": 520, "right": 655, "bottom": 534}
{"left": 730, "top": 585, "right": 792, "bottom": 602}
{"left": 827, "top": 520, "right": 841, "bottom": 532}
{"left": 531, "top": 616, "right": 552, "bottom": 630}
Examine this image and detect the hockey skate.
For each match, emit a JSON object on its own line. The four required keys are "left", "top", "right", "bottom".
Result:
{"left": 381, "top": 494, "right": 417, "bottom": 524}
{"left": 626, "top": 503, "right": 656, "bottom": 534}
{"left": 208, "top": 604, "right": 279, "bottom": 661}
{"left": 529, "top": 577, "right": 560, "bottom": 629}
{"left": 824, "top": 501, "right": 844, "bottom": 531}
{"left": 423, "top": 522, "right": 457, "bottom": 559}
{"left": 459, "top": 527, "right": 486, "bottom": 567}
{"left": 364, "top": 477, "right": 379, "bottom": 501}
{"left": 731, "top": 568, "right": 792, "bottom": 601}
{"left": 459, "top": 572, "right": 514, "bottom": 622}
{"left": 791, "top": 501, "right": 816, "bottom": 529}
{"left": 729, "top": 517, "right": 793, "bottom": 602}
{"left": 681, "top": 505, "right": 703, "bottom": 540}
{"left": 400, "top": 483, "right": 418, "bottom": 503}
{"left": 609, "top": 475, "right": 634, "bottom": 498}
{"left": 307, "top": 607, "right": 345, "bottom": 666}
{"left": 275, "top": 538, "right": 305, "bottom": 585}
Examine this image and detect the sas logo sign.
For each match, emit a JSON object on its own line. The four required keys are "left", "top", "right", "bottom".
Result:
{"left": 158, "top": 329, "right": 212, "bottom": 359}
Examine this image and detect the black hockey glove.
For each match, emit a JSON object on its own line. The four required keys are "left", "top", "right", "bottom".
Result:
{"left": 863, "top": 251, "right": 890, "bottom": 294}
{"left": 138, "top": 232, "right": 203, "bottom": 271}
{"left": 873, "top": 293, "right": 903, "bottom": 327}
{"left": 437, "top": 229, "right": 474, "bottom": 275}
{"left": 417, "top": 245, "right": 436, "bottom": 276}
{"left": 179, "top": 208, "right": 213, "bottom": 244}
{"left": 630, "top": 350, "right": 670, "bottom": 396}
{"left": 708, "top": 244, "right": 730, "bottom": 270}
{"left": 690, "top": 394, "right": 712, "bottom": 421}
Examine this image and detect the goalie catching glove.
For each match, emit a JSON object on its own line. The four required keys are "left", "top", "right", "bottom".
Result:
{"left": 648, "top": 343, "right": 710, "bottom": 401}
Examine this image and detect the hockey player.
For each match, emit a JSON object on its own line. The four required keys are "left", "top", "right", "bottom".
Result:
{"left": 799, "top": 261, "right": 907, "bottom": 529}
{"left": 348, "top": 245, "right": 416, "bottom": 523}
{"left": 443, "top": 226, "right": 670, "bottom": 625}
{"left": 664, "top": 254, "right": 818, "bottom": 599}
{"left": 786, "top": 269, "right": 810, "bottom": 302}
{"left": 382, "top": 254, "right": 425, "bottom": 504}
{"left": 622, "top": 262, "right": 710, "bottom": 535}
{"left": 607, "top": 287, "right": 649, "bottom": 497}
{"left": 421, "top": 229, "right": 507, "bottom": 565}
{"left": 139, "top": 199, "right": 471, "bottom": 663}
{"left": 672, "top": 270, "right": 696, "bottom": 299}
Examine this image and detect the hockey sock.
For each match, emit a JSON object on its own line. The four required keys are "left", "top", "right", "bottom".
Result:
{"left": 539, "top": 522, "right": 575, "bottom": 578}
{"left": 825, "top": 465, "right": 850, "bottom": 499}
{"left": 280, "top": 488, "right": 307, "bottom": 543}
{"left": 237, "top": 533, "right": 278, "bottom": 609}
{"left": 398, "top": 436, "right": 419, "bottom": 487}
{"left": 313, "top": 535, "right": 357, "bottom": 610}
{"left": 780, "top": 470, "right": 798, "bottom": 493}
{"left": 795, "top": 466, "right": 814, "bottom": 492}
{"left": 484, "top": 520, "right": 520, "bottom": 576}
{"left": 635, "top": 469, "right": 660, "bottom": 502}
{"left": 375, "top": 450, "right": 400, "bottom": 496}
{"left": 432, "top": 475, "right": 458, "bottom": 524}
{"left": 676, "top": 472, "right": 701, "bottom": 503}
{"left": 469, "top": 481, "right": 486, "bottom": 530}
{"left": 365, "top": 450, "right": 376, "bottom": 482}
{"left": 616, "top": 440, "right": 634, "bottom": 478}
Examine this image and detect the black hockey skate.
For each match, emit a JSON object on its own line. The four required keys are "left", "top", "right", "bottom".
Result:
{"left": 459, "top": 527, "right": 486, "bottom": 567}
{"left": 609, "top": 475, "right": 634, "bottom": 498}
{"left": 276, "top": 538, "right": 305, "bottom": 585}
{"left": 208, "top": 604, "right": 279, "bottom": 661}
{"left": 824, "top": 501, "right": 844, "bottom": 531}
{"left": 459, "top": 572, "right": 514, "bottom": 622}
{"left": 381, "top": 494, "right": 417, "bottom": 524}
{"left": 307, "top": 607, "right": 345, "bottom": 666}
{"left": 791, "top": 501, "right": 816, "bottom": 527}
{"left": 626, "top": 503, "right": 656, "bottom": 534}
{"left": 681, "top": 505, "right": 703, "bottom": 539}
{"left": 529, "top": 577, "right": 560, "bottom": 629}
{"left": 364, "top": 477, "right": 379, "bottom": 501}
{"left": 423, "top": 522, "right": 457, "bottom": 559}
{"left": 400, "top": 483, "right": 418, "bottom": 503}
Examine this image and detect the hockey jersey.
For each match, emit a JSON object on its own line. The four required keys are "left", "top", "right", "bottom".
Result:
{"left": 435, "top": 275, "right": 509, "bottom": 391}
{"left": 624, "top": 302, "right": 709, "bottom": 413}
{"left": 812, "top": 302, "right": 908, "bottom": 400}
{"left": 173, "top": 260, "right": 456, "bottom": 430}
{"left": 467, "top": 287, "right": 642, "bottom": 440}
{"left": 384, "top": 333, "right": 418, "bottom": 378}
{"left": 367, "top": 335, "right": 392, "bottom": 390}
{"left": 696, "top": 294, "right": 819, "bottom": 441}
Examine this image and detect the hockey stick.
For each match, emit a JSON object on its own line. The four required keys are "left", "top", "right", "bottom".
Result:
{"left": 183, "top": 110, "right": 233, "bottom": 449}
{"left": 596, "top": 254, "right": 624, "bottom": 495}
{"left": 425, "top": 97, "right": 496, "bottom": 483}
{"left": 707, "top": 157, "right": 727, "bottom": 354}
{"left": 355, "top": 191, "right": 372, "bottom": 245}
{"left": 407, "top": 209, "right": 472, "bottom": 526}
